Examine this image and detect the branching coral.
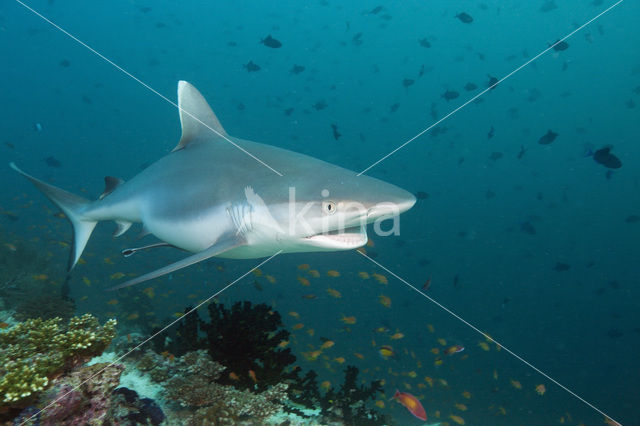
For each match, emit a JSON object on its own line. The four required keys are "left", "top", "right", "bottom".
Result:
{"left": 136, "top": 349, "right": 289, "bottom": 424}
{"left": 0, "top": 314, "right": 116, "bottom": 412}
{"left": 163, "top": 302, "right": 296, "bottom": 391}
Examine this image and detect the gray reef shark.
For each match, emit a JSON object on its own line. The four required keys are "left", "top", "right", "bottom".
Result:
{"left": 12, "top": 81, "right": 416, "bottom": 290}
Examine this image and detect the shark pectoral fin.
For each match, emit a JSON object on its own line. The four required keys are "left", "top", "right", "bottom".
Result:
{"left": 172, "top": 81, "right": 228, "bottom": 152}
{"left": 106, "top": 236, "right": 243, "bottom": 291}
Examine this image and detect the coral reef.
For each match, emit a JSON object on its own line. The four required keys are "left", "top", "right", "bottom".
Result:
{"left": 38, "top": 362, "right": 124, "bottom": 425}
{"left": 108, "top": 387, "right": 165, "bottom": 425}
{"left": 136, "top": 349, "right": 289, "bottom": 424}
{"left": 289, "top": 365, "right": 388, "bottom": 425}
{"left": 162, "top": 302, "right": 296, "bottom": 391}
{"left": 0, "top": 313, "right": 117, "bottom": 416}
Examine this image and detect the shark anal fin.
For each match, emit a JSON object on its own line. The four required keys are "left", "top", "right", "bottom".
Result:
{"left": 173, "top": 81, "right": 228, "bottom": 152}
{"left": 106, "top": 235, "right": 244, "bottom": 291}
{"left": 100, "top": 176, "right": 125, "bottom": 200}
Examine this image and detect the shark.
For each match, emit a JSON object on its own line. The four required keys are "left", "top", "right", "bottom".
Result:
{"left": 11, "top": 81, "right": 416, "bottom": 290}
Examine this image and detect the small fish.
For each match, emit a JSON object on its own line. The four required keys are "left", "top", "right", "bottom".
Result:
{"left": 444, "top": 345, "right": 465, "bottom": 355}
{"left": 487, "top": 126, "right": 494, "bottom": 139}
{"left": 378, "top": 294, "right": 391, "bottom": 307}
{"left": 0, "top": 322, "right": 10, "bottom": 329}
{"left": 327, "top": 270, "right": 340, "bottom": 277}
{"left": 261, "top": 34, "right": 282, "bottom": 48}
{"left": 554, "top": 262, "right": 571, "bottom": 272}
{"left": 418, "top": 38, "right": 431, "bottom": 48}
{"left": 551, "top": 39, "right": 569, "bottom": 51}
{"left": 450, "top": 414, "right": 466, "bottom": 425}
{"left": 340, "top": 315, "right": 356, "bottom": 324}
{"left": 59, "top": 59, "right": 71, "bottom": 67}
{"left": 441, "top": 90, "right": 459, "bottom": 101}
{"left": 44, "top": 156, "right": 61, "bottom": 168}
{"left": 455, "top": 12, "right": 473, "bottom": 23}
{"left": 34, "top": 123, "right": 43, "bottom": 132}
{"left": 331, "top": 124, "right": 341, "bottom": 140}
{"left": 510, "top": 379, "right": 522, "bottom": 389}
{"left": 302, "top": 293, "right": 317, "bottom": 299}
{"left": 487, "top": 75, "right": 499, "bottom": 90}
{"left": 320, "top": 340, "right": 335, "bottom": 349}
{"left": 371, "top": 273, "right": 388, "bottom": 284}
{"left": 379, "top": 345, "right": 395, "bottom": 359}
{"left": 535, "top": 384, "right": 546, "bottom": 395}
{"left": 464, "top": 82, "right": 477, "bottom": 91}
{"left": 297, "top": 276, "right": 310, "bottom": 286}
{"left": 538, "top": 129, "right": 558, "bottom": 145}
{"left": 517, "top": 145, "right": 527, "bottom": 159}
{"left": 357, "top": 271, "right": 370, "bottom": 279}
{"left": 327, "top": 288, "right": 342, "bottom": 298}
{"left": 243, "top": 60, "right": 260, "bottom": 72}
{"left": 593, "top": 146, "right": 622, "bottom": 169}
{"left": 403, "top": 78, "right": 415, "bottom": 88}
{"left": 292, "top": 323, "right": 304, "bottom": 330}
{"left": 392, "top": 390, "right": 427, "bottom": 421}
{"left": 390, "top": 332, "right": 404, "bottom": 340}
{"left": 229, "top": 372, "right": 240, "bottom": 381}
{"left": 320, "top": 380, "right": 331, "bottom": 390}
{"left": 333, "top": 356, "right": 345, "bottom": 364}
{"left": 126, "top": 313, "right": 139, "bottom": 320}
{"left": 290, "top": 64, "right": 305, "bottom": 74}
{"left": 248, "top": 369, "right": 258, "bottom": 383}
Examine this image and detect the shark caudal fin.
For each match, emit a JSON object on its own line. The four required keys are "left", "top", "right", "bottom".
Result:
{"left": 10, "top": 163, "right": 97, "bottom": 271}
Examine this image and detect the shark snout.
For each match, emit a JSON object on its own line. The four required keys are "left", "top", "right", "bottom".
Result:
{"left": 367, "top": 190, "right": 416, "bottom": 220}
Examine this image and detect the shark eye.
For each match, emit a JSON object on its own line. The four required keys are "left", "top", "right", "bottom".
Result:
{"left": 323, "top": 201, "right": 337, "bottom": 215}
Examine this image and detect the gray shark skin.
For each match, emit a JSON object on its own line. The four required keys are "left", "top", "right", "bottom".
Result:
{"left": 11, "top": 81, "right": 416, "bottom": 290}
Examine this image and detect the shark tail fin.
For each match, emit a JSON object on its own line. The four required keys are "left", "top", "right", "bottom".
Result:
{"left": 10, "top": 163, "right": 97, "bottom": 271}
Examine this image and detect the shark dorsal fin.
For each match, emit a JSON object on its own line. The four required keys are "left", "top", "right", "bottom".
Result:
{"left": 173, "top": 81, "right": 228, "bottom": 152}
{"left": 100, "top": 176, "right": 124, "bottom": 200}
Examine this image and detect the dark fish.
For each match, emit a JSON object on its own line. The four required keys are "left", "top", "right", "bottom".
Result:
{"left": 453, "top": 274, "right": 460, "bottom": 288}
{"left": 485, "top": 190, "right": 495, "bottom": 199}
{"left": 418, "top": 38, "right": 431, "bottom": 48}
{"left": 415, "top": 191, "right": 429, "bottom": 200}
{"left": 253, "top": 280, "right": 263, "bottom": 291}
{"left": 517, "top": 145, "right": 527, "bottom": 159}
{"left": 140, "top": 6, "right": 152, "bottom": 13}
{"left": 290, "top": 64, "right": 305, "bottom": 74}
{"left": 593, "top": 147, "right": 622, "bottom": 169}
{"left": 551, "top": 39, "right": 569, "bottom": 51}
{"left": 540, "top": 0, "right": 557, "bottom": 12}
{"left": 441, "top": 90, "right": 459, "bottom": 101}
{"left": 352, "top": 32, "right": 363, "bottom": 46}
{"left": 489, "top": 152, "right": 503, "bottom": 161}
{"left": 243, "top": 61, "right": 260, "bottom": 72}
{"left": 487, "top": 75, "right": 499, "bottom": 90}
{"left": 261, "top": 35, "right": 282, "bottom": 48}
{"left": 331, "top": 124, "right": 341, "bottom": 140}
{"left": 403, "top": 78, "right": 414, "bottom": 88}
{"left": 0, "top": 212, "right": 19, "bottom": 222}
{"left": 44, "top": 156, "right": 61, "bottom": 168}
{"left": 487, "top": 126, "right": 494, "bottom": 139}
{"left": 418, "top": 64, "right": 426, "bottom": 77}
{"left": 521, "top": 221, "right": 536, "bottom": 235}
{"left": 313, "top": 100, "right": 327, "bottom": 110}
{"left": 464, "top": 82, "right": 477, "bottom": 91}
{"left": 538, "top": 129, "right": 558, "bottom": 145}
{"left": 369, "top": 5, "right": 384, "bottom": 14}
{"left": 389, "top": 103, "right": 400, "bottom": 113}
{"left": 59, "top": 59, "right": 71, "bottom": 67}
{"left": 4, "top": 142, "right": 15, "bottom": 149}
{"left": 455, "top": 12, "right": 473, "bottom": 23}
{"left": 553, "top": 262, "right": 571, "bottom": 272}
{"left": 625, "top": 215, "right": 639, "bottom": 223}
{"left": 284, "top": 107, "right": 294, "bottom": 116}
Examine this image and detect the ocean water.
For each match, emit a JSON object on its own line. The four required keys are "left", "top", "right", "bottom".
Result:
{"left": 1, "top": 0, "right": 638, "bottom": 424}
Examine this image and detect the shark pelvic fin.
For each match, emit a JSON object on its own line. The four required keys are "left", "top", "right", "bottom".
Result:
{"left": 173, "top": 81, "right": 228, "bottom": 152}
{"left": 10, "top": 163, "right": 97, "bottom": 271}
{"left": 106, "top": 235, "right": 244, "bottom": 291}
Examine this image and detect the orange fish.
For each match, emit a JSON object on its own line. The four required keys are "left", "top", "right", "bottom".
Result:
{"left": 326, "top": 288, "right": 342, "bottom": 298}
{"left": 229, "top": 372, "right": 240, "bottom": 381}
{"left": 535, "top": 384, "right": 546, "bottom": 395}
{"left": 333, "top": 356, "right": 346, "bottom": 364}
{"left": 302, "top": 293, "right": 317, "bottom": 299}
{"left": 390, "top": 332, "right": 404, "bottom": 340}
{"left": 391, "top": 390, "right": 427, "bottom": 421}
{"left": 292, "top": 323, "right": 304, "bottom": 330}
{"left": 444, "top": 345, "right": 465, "bottom": 355}
{"left": 320, "top": 340, "right": 335, "bottom": 349}
{"left": 378, "top": 294, "right": 391, "bottom": 307}
{"left": 0, "top": 322, "right": 9, "bottom": 329}
{"left": 248, "top": 370, "right": 258, "bottom": 383}
{"left": 327, "top": 270, "right": 340, "bottom": 277}
{"left": 340, "top": 315, "right": 356, "bottom": 324}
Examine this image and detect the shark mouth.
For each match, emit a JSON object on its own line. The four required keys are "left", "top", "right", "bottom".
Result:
{"left": 304, "top": 225, "right": 368, "bottom": 250}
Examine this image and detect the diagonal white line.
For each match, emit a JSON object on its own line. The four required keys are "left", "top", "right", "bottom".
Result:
{"left": 13, "top": 0, "right": 284, "bottom": 177}
{"left": 21, "top": 251, "right": 282, "bottom": 425}
{"left": 356, "top": 250, "right": 622, "bottom": 425}
{"left": 357, "top": 0, "right": 625, "bottom": 176}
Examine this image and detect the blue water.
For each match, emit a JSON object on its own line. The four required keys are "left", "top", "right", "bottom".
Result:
{"left": 1, "top": 0, "right": 638, "bottom": 424}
